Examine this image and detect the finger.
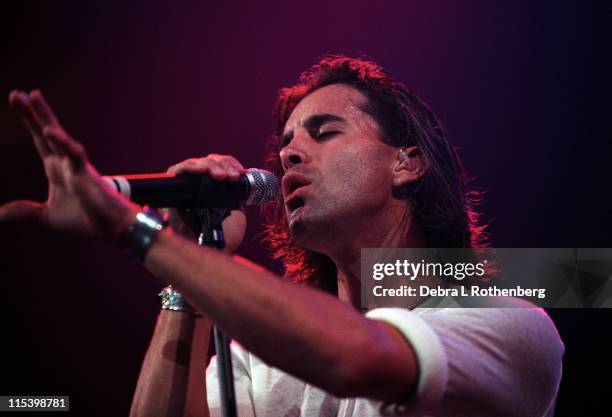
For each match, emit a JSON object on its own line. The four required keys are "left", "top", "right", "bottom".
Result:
{"left": 9, "top": 90, "right": 43, "bottom": 132}
{"left": 166, "top": 158, "right": 197, "bottom": 174}
{"left": 170, "top": 158, "right": 229, "bottom": 180}
{"left": 9, "top": 90, "right": 51, "bottom": 157}
{"left": 29, "top": 89, "right": 62, "bottom": 129}
{"left": 209, "top": 155, "right": 243, "bottom": 180}
{"left": 171, "top": 155, "right": 245, "bottom": 180}
{"left": 196, "top": 158, "right": 228, "bottom": 179}
{"left": 43, "top": 126, "right": 88, "bottom": 172}
{"left": 208, "top": 154, "right": 246, "bottom": 170}
{"left": 0, "top": 200, "right": 45, "bottom": 224}
{"left": 209, "top": 158, "right": 239, "bottom": 180}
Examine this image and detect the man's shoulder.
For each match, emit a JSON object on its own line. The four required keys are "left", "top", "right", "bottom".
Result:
{"left": 368, "top": 303, "right": 564, "bottom": 416}
{"left": 419, "top": 301, "right": 565, "bottom": 382}
{"left": 372, "top": 300, "right": 564, "bottom": 376}
{"left": 415, "top": 298, "right": 562, "bottom": 343}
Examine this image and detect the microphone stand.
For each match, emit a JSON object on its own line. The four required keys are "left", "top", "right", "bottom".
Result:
{"left": 196, "top": 208, "right": 238, "bottom": 417}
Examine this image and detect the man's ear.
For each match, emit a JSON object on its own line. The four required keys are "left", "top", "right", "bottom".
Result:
{"left": 392, "top": 146, "right": 425, "bottom": 188}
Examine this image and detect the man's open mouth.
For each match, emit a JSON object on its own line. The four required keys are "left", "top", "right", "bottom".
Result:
{"left": 282, "top": 172, "right": 311, "bottom": 212}
{"left": 286, "top": 195, "right": 305, "bottom": 213}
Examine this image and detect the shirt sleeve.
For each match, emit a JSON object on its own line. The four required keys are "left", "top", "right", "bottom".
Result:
{"left": 365, "top": 306, "right": 564, "bottom": 417}
{"left": 206, "top": 341, "right": 256, "bottom": 417}
{"left": 366, "top": 308, "right": 448, "bottom": 416}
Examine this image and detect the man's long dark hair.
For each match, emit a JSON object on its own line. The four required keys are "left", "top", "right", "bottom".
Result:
{"left": 262, "top": 55, "right": 488, "bottom": 289}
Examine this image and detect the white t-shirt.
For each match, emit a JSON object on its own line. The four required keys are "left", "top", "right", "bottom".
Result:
{"left": 206, "top": 299, "right": 564, "bottom": 417}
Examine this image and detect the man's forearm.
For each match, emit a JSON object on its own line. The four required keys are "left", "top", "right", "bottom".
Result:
{"left": 130, "top": 310, "right": 211, "bottom": 417}
{"left": 143, "top": 230, "right": 417, "bottom": 400}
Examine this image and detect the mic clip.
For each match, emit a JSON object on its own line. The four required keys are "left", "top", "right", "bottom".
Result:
{"left": 193, "top": 208, "right": 230, "bottom": 250}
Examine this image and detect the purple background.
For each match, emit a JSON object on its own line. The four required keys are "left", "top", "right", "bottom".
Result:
{"left": 1, "top": 1, "right": 611, "bottom": 415}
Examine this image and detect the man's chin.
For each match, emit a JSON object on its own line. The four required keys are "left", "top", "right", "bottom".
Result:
{"left": 287, "top": 210, "right": 333, "bottom": 251}
{"left": 287, "top": 206, "right": 305, "bottom": 230}
{"left": 287, "top": 211, "right": 308, "bottom": 242}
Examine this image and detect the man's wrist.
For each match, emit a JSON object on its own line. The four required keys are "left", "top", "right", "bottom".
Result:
{"left": 122, "top": 206, "right": 168, "bottom": 261}
{"left": 159, "top": 285, "right": 200, "bottom": 316}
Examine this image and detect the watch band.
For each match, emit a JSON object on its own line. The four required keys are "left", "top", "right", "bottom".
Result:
{"left": 123, "top": 205, "right": 168, "bottom": 261}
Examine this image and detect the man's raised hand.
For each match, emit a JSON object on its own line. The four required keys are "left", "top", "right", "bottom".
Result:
{"left": 1, "top": 90, "right": 139, "bottom": 242}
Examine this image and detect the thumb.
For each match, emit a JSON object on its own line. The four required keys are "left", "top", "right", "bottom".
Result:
{"left": 0, "top": 200, "right": 46, "bottom": 224}
{"left": 221, "top": 208, "right": 247, "bottom": 253}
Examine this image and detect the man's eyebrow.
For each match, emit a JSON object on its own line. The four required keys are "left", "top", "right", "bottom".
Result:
{"left": 281, "top": 113, "right": 346, "bottom": 146}
{"left": 303, "top": 113, "right": 346, "bottom": 131}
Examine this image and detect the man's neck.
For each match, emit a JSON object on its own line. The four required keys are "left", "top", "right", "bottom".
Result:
{"left": 331, "top": 210, "right": 426, "bottom": 308}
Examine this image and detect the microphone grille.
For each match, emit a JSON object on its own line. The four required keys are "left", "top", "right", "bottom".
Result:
{"left": 245, "top": 169, "right": 280, "bottom": 205}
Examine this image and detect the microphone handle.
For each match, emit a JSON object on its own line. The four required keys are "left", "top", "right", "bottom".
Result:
{"left": 108, "top": 173, "right": 251, "bottom": 208}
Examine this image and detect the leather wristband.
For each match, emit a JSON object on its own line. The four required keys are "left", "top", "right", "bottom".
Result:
{"left": 159, "top": 285, "right": 200, "bottom": 316}
{"left": 122, "top": 206, "right": 168, "bottom": 261}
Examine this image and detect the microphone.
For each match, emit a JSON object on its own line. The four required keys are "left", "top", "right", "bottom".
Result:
{"left": 103, "top": 168, "right": 280, "bottom": 208}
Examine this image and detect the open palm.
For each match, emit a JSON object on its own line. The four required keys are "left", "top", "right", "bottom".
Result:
{"left": 1, "top": 90, "right": 138, "bottom": 242}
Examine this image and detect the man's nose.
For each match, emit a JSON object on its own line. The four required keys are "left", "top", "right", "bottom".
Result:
{"left": 279, "top": 137, "right": 310, "bottom": 171}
